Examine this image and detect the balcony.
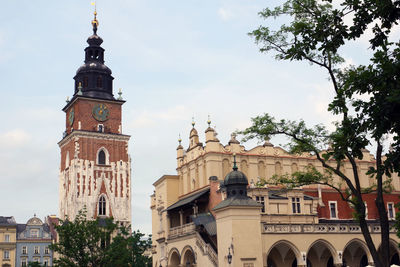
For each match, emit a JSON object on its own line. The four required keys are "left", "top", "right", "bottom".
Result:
{"left": 262, "top": 222, "right": 397, "bottom": 234}
{"left": 168, "top": 222, "right": 195, "bottom": 239}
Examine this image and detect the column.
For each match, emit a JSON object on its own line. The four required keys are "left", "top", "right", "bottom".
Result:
{"left": 179, "top": 210, "right": 183, "bottom": 226}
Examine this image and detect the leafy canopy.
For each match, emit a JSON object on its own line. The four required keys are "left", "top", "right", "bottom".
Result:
{"left": 50, "top": 209, "right": 152, "bottom": 267}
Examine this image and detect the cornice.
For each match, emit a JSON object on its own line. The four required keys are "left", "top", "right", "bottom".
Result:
{"left": 58, "top": 130, "right": 130, "bottom": 147}
{"left": 62, "top": 95, "right": 125, "bottom": 112}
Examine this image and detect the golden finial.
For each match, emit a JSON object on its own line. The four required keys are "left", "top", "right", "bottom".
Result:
{"left": 191, "top": 116, "right": 195, "bottom": 128}
{"left": 178, "top": 134, "right": 182, "bottom": 144}
{"left": 207, "top": 115, "right": 211, "bottom": 127}
{"left": 91, "top": 1, "right": 99, "bottom": 34}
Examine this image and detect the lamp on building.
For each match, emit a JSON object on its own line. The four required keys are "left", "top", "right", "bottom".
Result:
{"left": 227, "top": 247, "right": 232, "bottom": 264}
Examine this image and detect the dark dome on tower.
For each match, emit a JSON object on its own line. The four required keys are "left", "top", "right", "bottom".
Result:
{"left": 223, "top": 154, "right": 249, "bottom": 199}
{"left": 224, "top": 168, "right": 248, "bottom": 186}
{"left": 73, "top": 12, "right": 115, "bottom": 100}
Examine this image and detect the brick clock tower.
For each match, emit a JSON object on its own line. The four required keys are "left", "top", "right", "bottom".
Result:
{"left": 58, "top": 13, "right": 131, "bottom": 226}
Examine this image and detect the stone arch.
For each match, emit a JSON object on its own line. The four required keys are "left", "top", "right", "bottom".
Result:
{"left": 258, "top": 160, "right": 266, "bottom": 179}
{"left": 240, "top": 160, "right": 248, "bottom": 176}
{"left": 291, "top": 163, "right": 298, "bottom": 174}
{"left": 222, "top": 158, "right": 230, "bottom": 178}
{"left": 307, "top": 239, "right": 339, "bottom": 267}
{"left": 96, "top": 147, "right": 109, "bottom": 165}
{"left": 275, "top": 162, "right": 282, "bottom": 176}
{"left": 266, "top": 240, "right": 302, "bottom": 267}
{"left": 378, "top": 238, "right": 400, "bottom": 265}
{"left": 181, "top": 245, "right": 196, "bottom": 266}
{"left": 168, "top": 247, "right": 181, "bottom": 267}
{"left": 342, "top": 238, "right": 372, "bottom": 267}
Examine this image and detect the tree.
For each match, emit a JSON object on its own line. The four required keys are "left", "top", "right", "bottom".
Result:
{"left": 241, "top": 1, "right": 400, "bottom": 266}
{"left": 50, "top": 209, "right": 152, "bottom": 267}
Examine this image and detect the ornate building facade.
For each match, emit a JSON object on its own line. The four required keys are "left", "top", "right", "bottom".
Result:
{"left": 58, "top": 13, "right": 131, "bottom": 226}
{"left": 16, "top": 216, "right": 53, "bottom": 267}
{"left": 151, "top": 122, "right": 400, "bottom": 267}
{"left": 0, "top": 216, "right": 17, "bottom": 267}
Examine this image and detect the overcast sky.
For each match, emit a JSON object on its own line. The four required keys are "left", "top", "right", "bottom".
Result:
{"left": 0, "top": 0, "right": 382, "bottom": 234}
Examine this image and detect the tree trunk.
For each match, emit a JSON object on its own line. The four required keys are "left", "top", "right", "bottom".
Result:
{"left": 376, "top": 142, "right": 390, "bottom": 267}
{"left": 376, "top": 192, "right": 390, "bottom": 266}
{"left": 357, "top": 204, "right": 383, "bottom": 267}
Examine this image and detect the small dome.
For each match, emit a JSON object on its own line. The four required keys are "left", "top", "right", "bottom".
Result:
{"left": 87, "top": 34, "right": 103, "bottom": 46}
{"left": 27, "top": 216, "right": 43, "bottom": 226}
{"left": 190, "top": 128, "right": 198, "bottom": 137}
{"left": 176, "top": 144, "right": 183, "bottom": 150}
{"left": 224, "top": 169, "right": 248, "bottom": 186}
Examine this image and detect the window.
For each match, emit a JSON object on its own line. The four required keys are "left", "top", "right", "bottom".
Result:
{"left": 98, "top": 150, "right": 106, "bottom": 165}
{"left": 4, "top": 250, "right": 9, "bottom": 259}
{"left": 83, "top": 76, "right": 88, "bottom": 87}
{"left": 22, "top": 246, "right": 27, "bottom": 255}
{"left": 33, "top": 257, "right": 40, "bottom": 263}
{"left": 43, "top": 259, "right": 49, "bottom": 266}
{"left": 292, "top": 197, "right": 301, "bottom": 214}
{"left": 34, "top": 246, "right": 40, "bottom": 254}
{"left": 21, "top": 258, "right": 27, "bottom": 267}
{"left": 388, "top": 202, "right": 395, "bottom": 219}
{"left": 329, "top": 201, "right": 338, "bottom": 219}
{"left": 44, "top": 246, "right": 49, "bottom": 254}
{"left": 96, "top": 76, "right": 102, "bottom": 88}
{"left": 99, "top": 195, "right": 106, "bottom": 216}
{"left": 98, "top": 124, "right": 104, "bottom": 133}
{"left": 31, "top": 229, "right": 39, "bottom": 238}
{"left": 255, "top": 196, "right": 265, "bottom": 213}
{"left": 4, "top": 234, "right": 9, "bottom": 242}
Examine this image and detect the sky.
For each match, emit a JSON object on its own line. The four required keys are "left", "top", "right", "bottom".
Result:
{"left": 0, "top": 0, "right": 379, "bottom": 234}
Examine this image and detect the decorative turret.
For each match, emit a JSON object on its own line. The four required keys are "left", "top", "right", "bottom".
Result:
{"left": 189, "top": 118, "right": 200, "bottom": 149}
{"left": 73, "top": 9, "right": 115, "bottom": 100}
{"left": 177, "top": 134, "right": 184, "bottom": 159}
{"left": 205, "top": 115, "right": 219, "bottom": 143}
{"left": 228, "top": 132, "right": 240, "bottom": 145}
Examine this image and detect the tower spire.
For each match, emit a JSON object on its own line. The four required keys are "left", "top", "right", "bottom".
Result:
{"left": 91, "top": 2, "right": 98, "bottom": 34}
{"left": 71, "top": 2, "right": 115, "bottom": 101}
{"left": 232, "top": 153, "right": 238, "bottom": 171}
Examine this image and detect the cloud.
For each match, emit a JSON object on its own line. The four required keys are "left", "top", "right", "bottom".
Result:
{"left": 218, "top": 7, "right": 233, "bottom": 21}
{"left": 0, "top": 129, "right": 31, "bottom": 148}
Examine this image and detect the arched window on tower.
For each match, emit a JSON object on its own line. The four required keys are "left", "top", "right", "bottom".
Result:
{"left": 98, "top": 196, "right": 106, "bottom": 216}
{"left": 96, "top": 76, "right": 102, "bottom": 88}
{"left": 98, "top": 150, "right": 106, "bottom": 165}
{"left": 83, "top": 77, "right": 88, "bottom": 87}
{"left": 97, "top": 147, "right": 109, "bottom": 165}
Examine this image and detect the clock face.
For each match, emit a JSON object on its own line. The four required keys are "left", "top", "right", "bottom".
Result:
{"left": 68, "top": 107, "right": 74, "bottom": 126}
{"left": 92, "top": 103, "right": 109, "bottom": 122}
